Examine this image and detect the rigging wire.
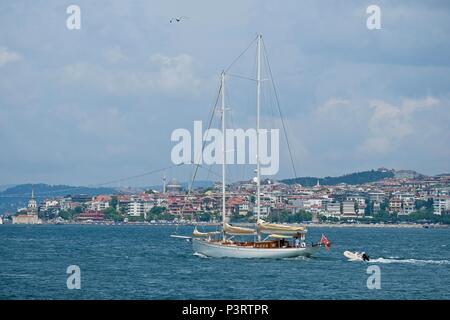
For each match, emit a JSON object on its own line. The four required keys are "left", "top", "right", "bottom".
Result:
{"left": 261, "top": 39, "right": 298, "bottom": 180}
{"left": 225, "top": 83, "right": 237, "bottom": 184}
{"left": 195, "top": 163, "right": 222, "bottom": 179}
{"left": 189, "top": 79, "right": 222, "bottom": 191}
{"left": 0, "top": 163, "right": 184, "bottom": 198}
{"left": 227, "top": 73, "right": 257, "bottom": 82}
{"left": 177, "top": 76, "right": 222, "bottom": 224}
{"left": 225, "top": 36, "right": 258, "bottom": 73}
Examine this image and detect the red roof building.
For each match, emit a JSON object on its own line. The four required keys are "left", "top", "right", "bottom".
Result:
{"left": 76, "top": 210, "right": 105, "bottom": 221}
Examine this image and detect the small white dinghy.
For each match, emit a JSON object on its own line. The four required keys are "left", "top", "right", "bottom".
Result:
{"left": 344, "top": 251, "right": 370, "bottom": 261}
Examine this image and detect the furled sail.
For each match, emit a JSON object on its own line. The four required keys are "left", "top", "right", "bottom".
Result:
{"left": 268, "top": 234, "right": 294, "bottom": 239}
{"left": 192, "top": 228, "right": 221, "bottom": 237}
{"left": 223, "top": 223, "right": 256, "bottom": 235}
{"left": 257, "top": 219, "right": 307, "bottom": 235}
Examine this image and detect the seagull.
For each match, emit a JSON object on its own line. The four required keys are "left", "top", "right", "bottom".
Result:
{"left": 170, "top": 16, "right": 189, "bottom": 23}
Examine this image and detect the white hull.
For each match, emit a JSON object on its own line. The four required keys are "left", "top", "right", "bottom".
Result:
{"left": 193, "top": 238, "right": 320, "bottom": 259}
{"left": 344, "top": 251, "right": 365, "bottom": 261}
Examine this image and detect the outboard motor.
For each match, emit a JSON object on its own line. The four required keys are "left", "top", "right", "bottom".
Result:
{"left": 362, "top": 253, "right": 370, "bottom": 261}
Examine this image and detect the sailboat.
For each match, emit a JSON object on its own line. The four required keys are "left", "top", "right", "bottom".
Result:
{"left": 188, "top": 34, "right": 328, "bottom": 258}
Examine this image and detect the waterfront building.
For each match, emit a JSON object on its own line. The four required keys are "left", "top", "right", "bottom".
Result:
{"left": 324, "top": 202, "right": 341, "bottom": 218}
{"left": 346, "top": 195, "right": 366, "bottom": 207}
{"left": 259, "top": 204, "right": 271, "bottom": 217}
{"left": 312, "top": 212, "right": 319, "bottom": 223}
{"left": 342, "top": 201, "right": 356, "bottom": 217}
{"left": 357, "top": 203, "right": 366, "bottom": 216}
{"left": 76, "top": 210, "right": 105, "bottom": 222}
{"left": 143, "top": 201, "right": 155, "bottom": 213}
{"left": 433, "top": 196, "right": 450, "bottom": 215}
{"left": 91, "top": 195, "right": 112, "bottom": 208}
{"left": 90, "top": 195, "right": 111, "bottom": 211}
{"left": 127, "top": 201, "right": 146, "bottom": 217}
{"left": 399, "top": 199, "right": 415, "bottom": 215}
{"left": 305, "top": 198, "right": 323, "bottom": 210}
{"left": 389, "top": 198, "right": 402, "bottom": 213}
{"left": 40, "top": 199, "right": 60, "bottom": 211}
{"left": 60, "top": 197, "right": 79, "bottom": 211}
{"left": 90, "top": 201, "right": 110, "bottom": 211}
{"left": 12, "top": 188, "right": 42, "bottom": 224}
{"left": 368, "top": 191, "right": 386, "bottom": 203}
{"left": 373, "top": 201, "right": 381, "bottom": 213}
{"left": 228, "top": 197, "right": 250, "bottom": 216}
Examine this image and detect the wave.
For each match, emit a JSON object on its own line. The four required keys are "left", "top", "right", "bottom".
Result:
{"left": 282, "top": 256, "right": 312, "bottom": 261}
{"left": 193, "top": 252, "right": 209, "bottom": 259}
{"left": 369, "top": 258, "right": 450, "bottom": 265}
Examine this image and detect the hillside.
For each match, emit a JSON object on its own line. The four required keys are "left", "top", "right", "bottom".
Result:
{"left": 146, "top": 180, "right": 214, "bottom": 192}
{"left": 0, "top": 183, "right": 116, "bottom": 214}
{"left": 281, "top": 169, "right": 395, "bottom": 187}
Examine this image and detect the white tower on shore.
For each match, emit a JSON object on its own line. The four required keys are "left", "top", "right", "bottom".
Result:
{"left": 162, "top": 174, "right": 167, "bottom": 194}
{"left": 27, "top": 186, "right": 38, "bottom": 215}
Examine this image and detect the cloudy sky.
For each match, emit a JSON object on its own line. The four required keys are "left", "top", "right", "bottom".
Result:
{"left": 1, "top": 0, "right": 449, "bottom": 186}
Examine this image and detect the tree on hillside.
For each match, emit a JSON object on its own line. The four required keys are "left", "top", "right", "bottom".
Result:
{"left": 103, "top": 206, "right": 123, "bottom": 222}
{"left": 110, "top": 196, "right": 118, "bottom": 210}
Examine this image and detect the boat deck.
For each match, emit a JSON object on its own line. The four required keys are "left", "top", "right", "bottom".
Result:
{"left": 209, "top": 239, "right": 298, "bottom": 249}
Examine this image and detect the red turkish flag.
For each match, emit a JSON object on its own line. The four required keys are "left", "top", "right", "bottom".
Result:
{"left": 320, "top": 234, "right": 331, "bottom": 251}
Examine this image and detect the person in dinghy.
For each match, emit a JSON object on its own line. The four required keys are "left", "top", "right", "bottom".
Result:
{"left": 343, "top": 250, "right": 370, "bottom": 261}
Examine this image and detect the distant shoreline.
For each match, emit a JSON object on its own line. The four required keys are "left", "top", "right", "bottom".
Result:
{"left": 2, "top": 221, "right": 448, "bottom": 229}
{"left": 307, "top": 223, "right": 449, "bottom": 229}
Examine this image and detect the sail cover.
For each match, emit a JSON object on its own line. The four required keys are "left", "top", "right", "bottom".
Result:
{"left": 268, "top": 234, "right": 294, "bottom": 239}
{"left": 223, "top": 223, "right": 256, "bottom": 235}
{"left": 257, "top": 219, "right": 307, "bottom": 235}
{"left": 192, "top": 228, "right": 221, "bottom": 237}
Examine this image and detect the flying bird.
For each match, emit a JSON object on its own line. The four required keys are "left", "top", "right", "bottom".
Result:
{"left": 170, "top": 16, "right": 190, "bottom": 23}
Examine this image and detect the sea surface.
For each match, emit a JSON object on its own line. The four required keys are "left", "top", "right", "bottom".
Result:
{"left": 0, "top": 224, "right": 449, "bottom": 299}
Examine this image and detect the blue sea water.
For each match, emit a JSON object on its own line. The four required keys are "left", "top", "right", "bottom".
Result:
{"left": 0, "top": 224, "right": 449, "bottom": 299}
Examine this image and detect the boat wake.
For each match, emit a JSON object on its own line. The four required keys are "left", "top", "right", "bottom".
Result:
{"left": 369, "top": 258, "right": 450, "bottom": 266}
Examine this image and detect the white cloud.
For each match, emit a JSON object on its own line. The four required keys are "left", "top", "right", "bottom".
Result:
{"left": 2, "top": 1, "right": 450, "bottom": 183}
{"left": 315, "top": 98, "right": 351, "bottom": 114}
{"left": 150, "top": 53, "right": 202, "bottom": 92}
{"left": 61, "top": 53, "right": 205, "bottom": 96}
{"left": 0, "top": 47, "right": 22, "bottom": 66}
{"left": 104, "top": 45, "right": 127, "bottom": 63}
{"left": 359, "top": 97, "right": 439, "bottom": 154}
{"left": 272, "top": 96, "right": 448, "bottom": 177}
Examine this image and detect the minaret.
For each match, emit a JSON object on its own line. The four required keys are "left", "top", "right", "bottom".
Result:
{"left": 316, "top": 179, "right": 320, "bottom": 188}
{"left": 162, "top": 174, "right": 167, "bottom": 194}
{"left": 27, "top": 185, "right": 37, "bottom": 214}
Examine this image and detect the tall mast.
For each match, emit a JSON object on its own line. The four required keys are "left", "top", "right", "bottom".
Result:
{"left": 221, "top": 71, "right": 226, "bottom": 240}
{"left": 256, "top": 34, "right": 262, "bottom": 226}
